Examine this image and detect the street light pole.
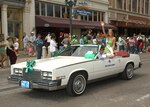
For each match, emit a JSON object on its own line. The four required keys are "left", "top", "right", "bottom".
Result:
{"left": 69, "top": 6, "right": 73, "bottom": 37}
{"left": 65, "top": 0, "right": 77, "bottom": 37}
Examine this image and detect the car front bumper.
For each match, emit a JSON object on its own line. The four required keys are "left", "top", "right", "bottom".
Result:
{"left": 8, "top": 75, "right": 63, "bottom": 91}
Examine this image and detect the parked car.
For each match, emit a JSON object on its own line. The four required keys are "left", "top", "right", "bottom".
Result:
{"left": 8, "top": 45, "right": 142, "bottom": 96}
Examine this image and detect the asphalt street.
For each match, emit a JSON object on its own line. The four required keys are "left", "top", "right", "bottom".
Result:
{"left": 0, "top": 53, "right": 150, "bottom": 107}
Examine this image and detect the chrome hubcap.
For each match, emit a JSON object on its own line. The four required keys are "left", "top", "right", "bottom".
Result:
{"left": 73, "top": 75, "right": 86, "bottom": 94}
{"left": 127, "top": 64, "right": 133, "bottom": 78}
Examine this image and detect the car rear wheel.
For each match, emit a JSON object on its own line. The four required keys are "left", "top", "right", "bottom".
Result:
{"left": 122, "top": 63, "right": 134, "bottom": 80}
{"left": 66, "top": 73, "right": 87, "bottom": 96}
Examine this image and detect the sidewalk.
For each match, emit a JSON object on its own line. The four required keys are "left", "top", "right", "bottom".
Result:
{"left": 0, "top": 53, "right": 37, "bottom": 92}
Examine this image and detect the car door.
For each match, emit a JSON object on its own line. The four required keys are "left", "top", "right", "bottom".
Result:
{"left": 93, "top": 57, "right": 121, "bottom": 79}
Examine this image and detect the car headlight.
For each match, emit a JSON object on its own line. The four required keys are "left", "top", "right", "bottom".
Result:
{"left": 14, "top": 68, "right": 23, "bottom": 75}
{"left": 43, "top": 72, "right": 48, "bottom": 77}
{"left": 42, "top": 71, "right": 52, "bottom": 80}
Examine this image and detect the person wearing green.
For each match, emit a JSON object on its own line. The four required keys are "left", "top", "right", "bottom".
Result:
{"left": 101, "top": 22, "right": 116, "bottom": 56}
{"left": 71, "top": 35, "right": 78, "bottom": 45}
{"left": 83, "top": 35, "right": 88, "bottom": 44}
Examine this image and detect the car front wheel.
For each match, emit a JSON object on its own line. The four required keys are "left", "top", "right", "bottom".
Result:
{"left": 122, "top": 63, "right": 134, "bottom": 80}
{"left": 67, "top": 73, "right": 87, "bottom": 96}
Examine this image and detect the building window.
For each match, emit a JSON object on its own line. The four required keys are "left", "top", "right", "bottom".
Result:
{"left": 67, "top": 7, "right": 70, "bottom": 18}
{"left": 47, "top": 3, "right": 53, "bottom": 16}
{"left": 7, "top": 8, "right": 21, "bottom": 38}
{"left": 101, "top": 12, "right": 104, "bottom": 22}
{"left": 129, "top": 0, "right": 132, "bottom": 11}
{"left": 132, "top": 0, "right": 137, "bottom": 12}
{"left": 124, "top": 0, "right": 126, "bottom": 10}
{"left": 94, "top": 11, "right": 97, "bottom": 21}
{"left": 85, "top": 15, "right": 88, "bottom": 21}
{"left": 89, "top": 13, "right": 92, "bottom": 21}
{"left": 62, "top": 6, "right": 67, "bottom": 18}
{"left": 35, "top": 2, "right": 39, "bottom": 15}
{"left": 55, "top": 4, "right": 60, "bottom": 17}
{"left": 145, "top": 0, "right": 149, "bottom": 14}
{"left": 41, "top": 2, "right": 46, "bottom": 16}
{"left": 117, "top": 0, "right": 123, "bottom": 9}
{"left": 81, "top": 16, "right": 85, "bottom": 21}
{"left": 142, "top": 0, "right": 144, "bottom": 13}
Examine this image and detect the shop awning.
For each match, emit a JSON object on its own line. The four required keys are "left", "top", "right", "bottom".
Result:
{"left": 111, "top": 20, "right": 150, "bottom": 28}
{"left": 35, "top": 16, "right": 116, "bottom": 29}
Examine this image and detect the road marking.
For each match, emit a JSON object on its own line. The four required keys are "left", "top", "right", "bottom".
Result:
{"left": 136, "top": 94, "right": 150, "bottom": 102}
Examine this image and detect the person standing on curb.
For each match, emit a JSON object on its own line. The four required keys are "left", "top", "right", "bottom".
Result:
{"left": 6, "top": 36, "right": 17, "bottom": 65}
{"left": 45, "top": 32, "right": 51, "bottom": 54}
{"left": 36, "top": 34, "right": 43, "bottom": 59}
{"left": 23, "top": 32, "right": 29, "bottom": 55}
{"left": 50, "top": 33, "right": 57, "bottom": 57}
{"left": 30, "top": 32, "right": 36, "bottom": 56}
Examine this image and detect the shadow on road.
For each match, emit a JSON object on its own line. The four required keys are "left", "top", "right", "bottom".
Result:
{"left": 19, "top": 72, "right": 145, "bottom": 101}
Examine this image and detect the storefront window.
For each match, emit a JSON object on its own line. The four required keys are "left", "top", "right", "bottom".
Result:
{"left": 35, "top": 2, "right": 39, "bottom": 15}
{"left": 47, "top": 3, "right": 53, "bottom": 16}
{"left": 55, "top": 4, "right": 60, "bottom": 17}
{"left": 41, "top": 2, "right": 45, "bottom": 16}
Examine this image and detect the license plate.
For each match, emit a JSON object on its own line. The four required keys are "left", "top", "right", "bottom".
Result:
{"left": 21, "top": 80, "right": 30, "bottom": 88}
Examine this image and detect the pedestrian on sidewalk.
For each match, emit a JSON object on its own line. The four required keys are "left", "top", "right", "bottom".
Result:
{"left": 23, "top": 32, "right": 29, "bottom": 55}
{"left": 50, "top": 33, "right": 57, "bottom": 57}
{"left": 36, "top": 34, "right": 43, "bottom": 59}
{"left": 45, "top": 32, "right": 51, "bottom": 54}
{"left": 6, "top": 36, "right": 17, "bottom": 65}
{"left": 27, "top": 41, "right": 34, "bottom": 57}
{"left": 13, "top": 37, "right": 19, "bottom": 56}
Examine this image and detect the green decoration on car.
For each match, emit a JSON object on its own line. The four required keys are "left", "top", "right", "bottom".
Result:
{"left": 25, "top": 60, "right": 36, "bottom": 74}
{"left": 84, "top": 51, "right": 95, "bottom": 59}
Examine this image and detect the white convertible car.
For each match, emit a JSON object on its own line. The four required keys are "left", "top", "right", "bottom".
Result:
{"left": 8, "top": 45, "right": 141, "bottom": 96}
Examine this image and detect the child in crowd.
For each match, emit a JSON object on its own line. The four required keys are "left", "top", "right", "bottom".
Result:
{"left": 27, "top": 41, "right": 34, "bottom": 57}
{"left": 13, "top": 38, "right": 19, "bottom": 56}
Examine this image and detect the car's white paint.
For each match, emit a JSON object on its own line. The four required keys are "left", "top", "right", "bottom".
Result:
{"left": 11, "top": 51, "right": 141, "bottom": 87}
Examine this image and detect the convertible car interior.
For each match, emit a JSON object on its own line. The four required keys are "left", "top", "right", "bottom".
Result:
{"left": 114, "top": 51, "right": 130, "bottom": 57}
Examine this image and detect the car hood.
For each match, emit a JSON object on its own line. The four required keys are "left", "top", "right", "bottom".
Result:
{"left": 12, "top": 56, "right": 93, "bottom": 71}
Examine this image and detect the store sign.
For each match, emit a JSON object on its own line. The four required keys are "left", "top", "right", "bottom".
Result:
{"left": 74, "top": 9, "right": 91, "bottom": 16}
{"left": 78, "top": 0, "right": 88, "bottom": 6}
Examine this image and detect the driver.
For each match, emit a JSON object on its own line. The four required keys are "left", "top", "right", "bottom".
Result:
{"left": 98, "top": 45, "right": 107, "bottom": 60}
{"left": 98, "top": 45, "right": 114, "bottom": 60}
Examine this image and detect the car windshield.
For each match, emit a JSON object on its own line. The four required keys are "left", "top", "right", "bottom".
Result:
{"left": 59, "top": 45, "right": 98, "bottom": 57}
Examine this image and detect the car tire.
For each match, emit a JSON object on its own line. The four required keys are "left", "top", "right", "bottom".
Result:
{"left": 122, "top": 63, "right": 134, "bottom": 80}
{"left": 66, "top": 73, "right": 87, "bottom": 96}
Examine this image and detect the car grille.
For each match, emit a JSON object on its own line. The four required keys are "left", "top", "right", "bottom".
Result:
{"left": 23, "top": 68, "right": 42, "bottom": 82}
